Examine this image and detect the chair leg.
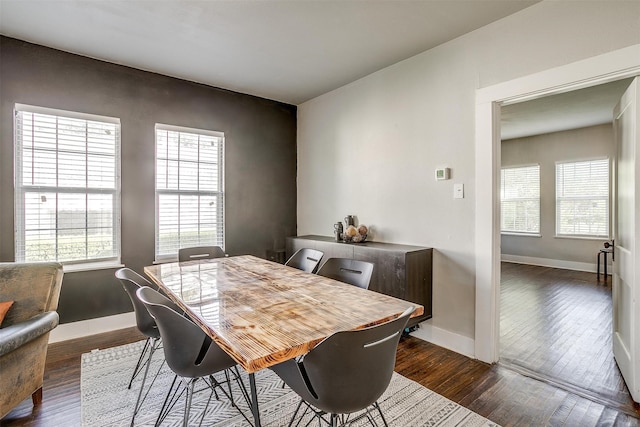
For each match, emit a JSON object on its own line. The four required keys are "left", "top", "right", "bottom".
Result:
{"left": 183, "top": 379, "right": 196, "bottom": 427}
{"left": 287, "top": 399, "right": 304, "bottom": 427}
{"left": 128, "top": 337, "right": 151, "bottom": 389}
{"left": 223, "top": 369, "right": 236, "bottom": 407}
{"left": 373, "top": 402, "right": 389, "bottom": 427}
{"left": 155, "top": 375, "right": 183, "bottom": 427}
{"left": 31, "top": 387, "right": 43, "bottom": 406}
{"left": 231, "top": 366, "right": 252, "bottom": 407}
{"left": 131, "top": 337, "right": 160, "bottom": 425}
{"left": 204, "top": 371, "right": 254, "bottom": 426}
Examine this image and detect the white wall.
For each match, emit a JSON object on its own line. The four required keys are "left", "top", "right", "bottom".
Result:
{"left": 296, "top": 1, "right": 640, "bottom": 351}
{"left": 501, "top": 124, "right": 615, "bottom": 269}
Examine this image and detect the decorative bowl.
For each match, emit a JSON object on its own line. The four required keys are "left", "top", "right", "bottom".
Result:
{"left": 342, "top": 233, "right": 367, "bottom": 244}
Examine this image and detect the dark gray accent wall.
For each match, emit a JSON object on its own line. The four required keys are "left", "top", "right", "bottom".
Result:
{"left": 0, "top": 37, "right": 297, "bottom": 323}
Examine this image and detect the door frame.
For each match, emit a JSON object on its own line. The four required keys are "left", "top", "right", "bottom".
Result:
{"left": 474, "top": 44, "right": 640, "bottom": 363}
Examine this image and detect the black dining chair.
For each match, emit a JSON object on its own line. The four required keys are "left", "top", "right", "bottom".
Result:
{"left": 271, "top": 306, "right": 414, "bottom": 427}
{"left": 136, "top": 286, "right": 253, "bottom": 427}
{"left": 178, "top": 245, "right": 226, "bottom": 262}
{"left": 115, "top": 268, "right": 181, "bottom": 424}
{"left": 316, "top": 258, "right": 374, "bottom": 289}
{"left": 285, "top": 248, "right": 324, "bottom": 273}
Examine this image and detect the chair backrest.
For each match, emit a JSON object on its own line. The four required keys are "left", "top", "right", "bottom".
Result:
{"left": 0, "top": 262, "right": 63, "bottom": 325}
{"left": 302, "top": 306, "right": 414, "bottom": 414}
{"left": 115, "top": 268, "right": 160, "bottom": 338}
{"left": 178, "top": 246, "right": 226, "bottom": 262}
{"left": 136, "top": 286, "right": 235, "bottom": 378}
{"left": 316, "top": 258, "right": 374, "bottom": 289}
{"left": 285, "top": 248, "right": 324, "bottom": 273}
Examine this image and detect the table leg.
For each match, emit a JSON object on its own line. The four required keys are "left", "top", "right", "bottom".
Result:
{"left": 249, "top": 373, "right": 262, "bottom": 427}
{"left": 597, "top": 251, "right": 601, "bottom": 281}
{"left": 603, "top": 251, "right": 608, "bottom": 282}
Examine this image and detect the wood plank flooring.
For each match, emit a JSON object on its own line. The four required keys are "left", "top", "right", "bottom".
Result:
{"left": 500, "top": 263, "right": 634, "bottom": 413}
{"left": 3, "top": 264, "right": 640, "bottom": 426}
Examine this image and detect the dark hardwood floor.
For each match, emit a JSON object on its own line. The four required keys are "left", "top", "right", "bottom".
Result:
{"left": 500, "top": 263, "right": 635, "bottom": 415}
{"left": 3, "top": 264, "right": 640, "bottom": 426}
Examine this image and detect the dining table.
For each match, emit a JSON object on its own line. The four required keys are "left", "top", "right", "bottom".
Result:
{"left": 144, "top": 254, "right": 423, "bottom": 427}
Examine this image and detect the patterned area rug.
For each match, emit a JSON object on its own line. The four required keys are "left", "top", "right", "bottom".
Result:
{"left": 81, "top": 341, "right": 498, "bottom": 426}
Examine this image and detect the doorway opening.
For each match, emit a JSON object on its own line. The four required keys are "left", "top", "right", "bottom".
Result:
{"left": 474, "top": 45, "right": 640, "bottom": 402}
{"left": 496, "top": 80, "right": 633, "bottom": 408}
{"left": 474, "top": 45, "right": 640, "bottom": 365}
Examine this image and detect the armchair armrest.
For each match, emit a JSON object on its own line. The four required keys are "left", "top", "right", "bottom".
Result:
{"left": 0, "top": 311, "right": 59, "bottom": 357}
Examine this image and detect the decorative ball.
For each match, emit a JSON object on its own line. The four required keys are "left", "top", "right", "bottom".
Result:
{"left": 345, "top": 225, "right": 358, "bottom": 237}
{"left": 357, "top": 225, "right": 368, "bottom": 236}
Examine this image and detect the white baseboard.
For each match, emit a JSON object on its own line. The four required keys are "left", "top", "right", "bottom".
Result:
{"left": 501, "top": 254, "right": 609, "bottom": 274}
{"left": 49, "top": 311, "right": 136, "bottom": 344}
{"left": 411, "top": 321, "right": 475, "bottom": 359}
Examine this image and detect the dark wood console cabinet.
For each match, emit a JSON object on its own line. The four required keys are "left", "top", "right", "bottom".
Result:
{"left": 286, "top": 235, "right": 432, "bottom": 326}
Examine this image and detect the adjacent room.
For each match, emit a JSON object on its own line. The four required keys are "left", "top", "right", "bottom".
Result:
{"left": 498, "top": 79, "right": 636, "bottom": 412}
{"left": 1, "top": 1, "right": 639, "bottom": 426}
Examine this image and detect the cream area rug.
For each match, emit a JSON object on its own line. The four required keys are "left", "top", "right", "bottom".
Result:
{"left": 81, "top": 341, "right": 499, "bottom": 426}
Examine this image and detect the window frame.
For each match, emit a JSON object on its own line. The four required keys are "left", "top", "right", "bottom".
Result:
{"left": 154, "top": 123, "right": 225, "bottom": 263}
{"left": 555, "top": 157, "right": 610, "bottom": 239}
{"left": 14, "top": 104, "right": 122, "bottom": 269}
{"left": 500, "top": 164, "right": 541, "bottom": 236}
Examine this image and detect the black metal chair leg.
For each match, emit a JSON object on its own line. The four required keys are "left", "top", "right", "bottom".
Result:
{"left": 128, "top": 338, "right": 151, "bottom": 389}
{"left": 131, "top": 336, "right": 160, "bottom": 426}
{"left": 224, "top": 369, "right": 236, "bottom": 407}
{"left": 155, "top": 375, "right": 182, "bottom": 427}
{"left": 373, "top": 402, "right": 389, "bottom": 427}
{"left": 183, "top": 379, "right": 195, "bottom": 427}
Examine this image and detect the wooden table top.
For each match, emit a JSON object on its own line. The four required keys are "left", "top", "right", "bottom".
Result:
{"left": 144, "top": 255, "right": 423, "bottom": 373}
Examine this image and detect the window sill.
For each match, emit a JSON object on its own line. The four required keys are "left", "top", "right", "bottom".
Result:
{"left": 63, "top": 260, "right": 125, "bottom": 273}
{"left": 153, "top": 256, "right": 178, "bottom": 264}
{"left": 554, "top": 235, "right": 610, "bottom": 241}
{"left": 501, "top": 232, "right": 541, "bottom": 238}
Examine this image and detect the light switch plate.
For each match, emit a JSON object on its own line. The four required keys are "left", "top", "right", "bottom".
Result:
{"left": 454, "top": 183, "right": 464, "bottom": 199}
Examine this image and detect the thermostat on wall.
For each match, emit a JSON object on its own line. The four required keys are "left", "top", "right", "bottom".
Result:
{"left": 435, "top": 167, "right": 450, "bottom": 181}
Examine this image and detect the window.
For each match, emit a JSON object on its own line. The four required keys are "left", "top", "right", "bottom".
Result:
{"left": 155, "top": 124, "right": 224, "bottom": 261}
{"left": 556, "top": 159, "right": 609, "bottom": 237}
{"left": 14, "top": 104, "right": 121, "bottom": 265}
{"left": 500, "top": 165, "right": 540, "bottom": 234}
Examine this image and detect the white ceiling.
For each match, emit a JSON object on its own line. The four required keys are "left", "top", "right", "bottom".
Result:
{"left": 0, "top": 0, "right": 539, "bottom": 105}
{"left": 501, "top": 78, "right": 634, "bottom": 140}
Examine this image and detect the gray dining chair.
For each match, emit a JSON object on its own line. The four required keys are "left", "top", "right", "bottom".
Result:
{"left": 285, "top": 248, "right": 324, "bottom": 273}
{"left": 115, "top": 267, "right": 179, "bottom": 424}
{"left": 271, "top": 306, "right": 414, "bottom": 427}
{"left": 136, "top": 286, "right": 252, "bottom": 427}
{"left": 178, "top": 245, "right": 226, "bottom": 262}
{"left": 316, "top": 258, "right": 374, "bottom": 289}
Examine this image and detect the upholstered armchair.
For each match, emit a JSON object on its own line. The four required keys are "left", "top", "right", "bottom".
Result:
{"left": 0, "top": 263, "right": 63, "bottom": 419}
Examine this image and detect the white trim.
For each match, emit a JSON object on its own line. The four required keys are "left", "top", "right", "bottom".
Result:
{"left": 155, "top": 122, "right": 224, "bottom": 138}
{"left": 411, "top": 321, "right": 475, "bottom": 359}
{"left": 475, "top": 44, "right": 640, "bottom": 364}
{"left": 15, "top": 103, "right": 120, "bottom": 124}
{"left": 501, "top": 232, "right": 541, "bottom": 238}
{"left": 476, "top": 45, "right": 640, "bottom": 106}
{"left": 63, "top": 261, "right": 124, "bottom": 273}
{"left": 475, "top": 100, "right": 502, "bottom": 363}
{"left": 501, "top": 254, "right": 609, "bottom": 274}
{"left": 48, "top": 312, "right": 136, "bottom": 343}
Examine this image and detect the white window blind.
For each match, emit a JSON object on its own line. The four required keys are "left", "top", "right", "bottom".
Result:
{"left": 14, "top": 104, "right": 121, "bottom": 264}
{"left": 556, "top": 159, "right": 609, "bottom": 237}
{"left": 501, "top": 165, "right": 540, "bottom": 234}
{"left": 155, "top": 124, "right": 224, "bottom": 261}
